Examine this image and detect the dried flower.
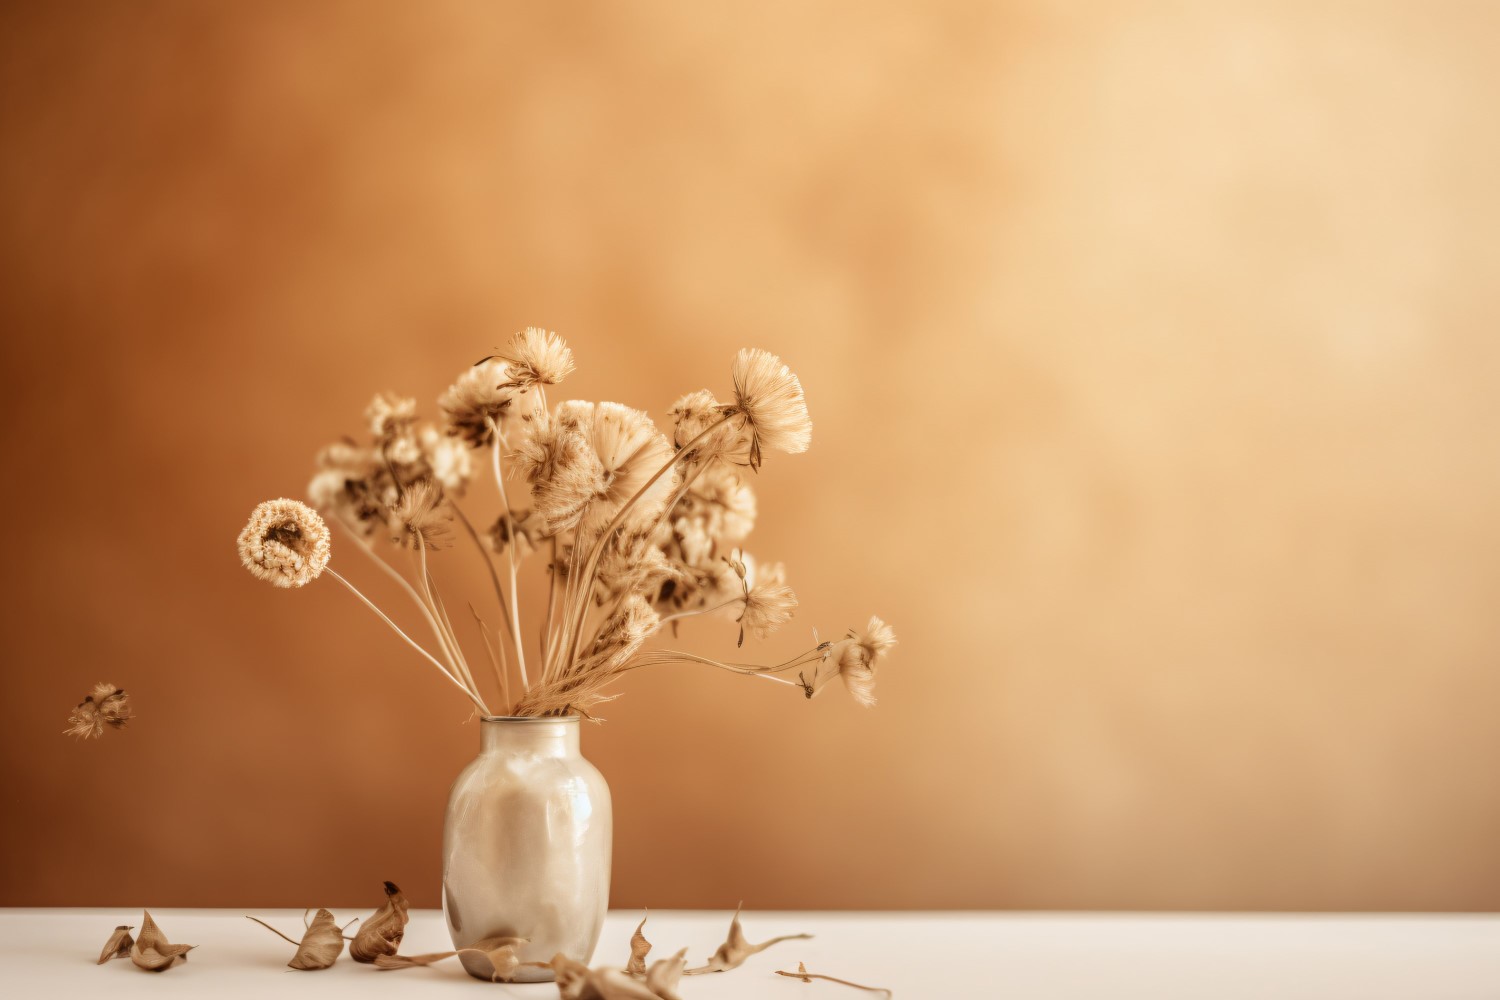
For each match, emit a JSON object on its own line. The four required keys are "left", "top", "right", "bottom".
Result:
{"left": 246, "top": 907, "right": 346, "bottom": 971}
{"left": 238, "top": 498, "right": 331, "bottom": 588}
{"left": 97, "top": 925, "right": 134, "bottom": 964}
{"left": 730, "top": 349, "right": 811, "bottom": 469}
{"left": 739, "top": 562, "right": 797, "bottom": 643}
{"left": 519, "top": 417, "right": 607, "bottom": 532}
{"left": 588, "top": 595, "right": 660, "bottom": 672}
{"left": 669, "top": 389, "right": 743, "bottom": 461}
{"left": 129, "top": 911, "right": 195, "bottom": 972}
{"left": 389, "top": 478, "right": 452, "bottom": 549}
{"left": 365, "top": 392, "right": 418, "bottom": 439}
{"left": 580, "top": 402, "right": 678, "bottom": 534}
{"left": 626, "top": 913, "right": 651, "bottom": 976}
{"left": 831, "top": 616, "right": 898, "bottom": 707}
{"left": 350, "top": 881, "right": 409, "bottom": 963}
{"left": 419, "top": 424, "right": 473, "bottom": 493}
{"left": 678, "top": 464, "right": 757, "bottom": 542}
{"left": 65, "top": 683, "right": 133, "bottom": 739}
{"left": 441, "top": 359, "right": 531, "bottom": 448}
{"left": 498, "top": 327, "right": 576, "bottom": 389}
{"left": 490, "top": 508, "right": 546, "bottom": 558}
{"left": 684, "top": 905, "right": 811, "bottom": 975}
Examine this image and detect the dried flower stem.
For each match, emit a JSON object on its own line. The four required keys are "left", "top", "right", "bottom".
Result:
{"left": 334, "top": 518, "right": 459, "bottom": 678}
{"left": 471, "top": 603, "right": 511, "bottom": 711}
{"left": 488, "top": 418, "right": 529, "bottom": 691}
{"left": 776, "top": 966, "right": 892, "bottom": 997}
{"left": 326, "top": 568, "right": 490, "bottom": 714}
{"left": 244, "top": 916, "right": 301, "bottom": 946}
{"left": 449, "top": 499, "right": 517, "bottom": 650}
{"left": 419, "top": 551, "right": 484, "bottom": 706}
{"left": 542, "top": 536, "right": 560, "bottom": 670}
{"left": 561, "top": 412, "right": 743, "bottom": 673}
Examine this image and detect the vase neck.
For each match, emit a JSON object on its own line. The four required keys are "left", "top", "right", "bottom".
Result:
{"left": 479, "top": 717, "right": 580, "bottom": 758}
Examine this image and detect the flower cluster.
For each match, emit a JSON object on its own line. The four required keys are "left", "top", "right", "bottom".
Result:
{"left": 239, "top": 330, "right": 894, "bottom": 720}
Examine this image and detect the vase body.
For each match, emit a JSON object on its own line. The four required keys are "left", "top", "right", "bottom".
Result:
{"left": 442, "top": 716, "right": 611, "bottom": 983}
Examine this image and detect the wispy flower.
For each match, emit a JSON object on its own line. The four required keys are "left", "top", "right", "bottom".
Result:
{"left": 495, "top": 328, "right": 576, "bottom": 390}
{"left": 831, "top": 616, "right": 898, "bottom": 707}
{"left": 730, "top": 349, "right": 811, "bottom": 469}
{"left": 64, "top": 683, "right": 133, "bottom": 739}
{"left": 440, "top": 360, "right": 533, "bottom": 448}
{"left": 365, "top": 392, "right": 418, "bottom": 439}
{"left": 238, "top": 499, "right": 332, "bottom": 588}
{"left": 739, "top": 562, "right": 798, "bottom": 642}
{"left": 581, "top": 402, "right": 678, "bottom": 533}
{"left": 390, "top": 479, "right": 452, "bottom": 549}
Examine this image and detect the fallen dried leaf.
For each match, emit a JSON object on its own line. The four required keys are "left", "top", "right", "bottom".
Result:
{"left": 372, "top": 935, "right": 530, "bottom": 981}
{"left": 246, "top": 907, "right": 345, "bottom": 970}
{"left": 683, "top": 904, "right": 811, "bottom": 975}
{"left": 644, "top": 948, "right": 688, "bottom": 1000}
{"left": 373, "top": 950, "right": 456, "bottom": 970}
{"left": 129, "top": 911, "right": 194, "bottom": 972}
{"left": 96, "top": 925, "right": 134, "bottom": 964}
{"left": 626, "top": 912, "right": 651, "bottom": 976}
{"left": 350, "top": 881, "right": 409, "bottom": 962}
{"left": 776, "top": 961, "right": 892, "bottom": 997}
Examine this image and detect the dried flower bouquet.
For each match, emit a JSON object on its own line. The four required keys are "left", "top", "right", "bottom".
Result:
{"left": 239, "top": 330, "right": 894, "bottom": 718}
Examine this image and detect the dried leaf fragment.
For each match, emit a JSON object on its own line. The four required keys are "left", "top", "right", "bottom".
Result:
{"left": 684, "top": 904, "right": 811, "bottom": 975}
{"left": 96, "top": 925, "right": 134, "bottom": 964}
{"left": 129, "top": 911, "right": 194, "bottom": 972}
{"left": 776, "top": 961, "right": 893, "bottom": 997}
{"left": 626, "top": 911, "right": 651, "bottom": 976}
{"left": 246, "top": 908, "right": 345, "bottom": 970}
{"left": 65, "top": 683, "right": 133, "bottom": 739}
{"left": 645, "top": 948, "right": 688, "bottom": 1000}
{"left": 373, "top": 950, "right": 457, "bottom": 970}
{"left": 350, "top": 880, "right": 409, "bottom": 962}
{"left": 373, "top": 936, "right": 530, "bottom": 981}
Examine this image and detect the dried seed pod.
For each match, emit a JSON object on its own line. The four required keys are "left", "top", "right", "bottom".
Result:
{"left": 245, "top": 908, "right": 345, "bottom": 970}
{"left": 96, "top": 925, "right": 134, "bottom": 964}
{"left": 129, "top": 911, "right": 194, "bottom": 972}
{"left": 644, "top": 948, "right": 688, "bottom": 1000}
{"left": 625, "top": 912, "right": 651, "bottom": 976}
{"left": 684, "top": 904, "right": 811, "bottom": 975}
{"left": 350, "top": 881, "right": 409, "bottom": 962}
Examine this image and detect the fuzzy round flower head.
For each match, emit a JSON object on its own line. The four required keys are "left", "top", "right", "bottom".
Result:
{"left": 587, "top": 594, "right": 660, "bottom": 672}
{"left": 581, "top": 402, "right": 679, "bottom": 533}
{"left": 730, "top": 349, "right": 812, "bottom": 468}
{"left": 389, "top": 478, "right": 452, "bottom": 549}
{"left": 365, "top": 392, "right": 418, "bottom": 439}
{"left": 238, "top": 498, "right": 331, "bottom": 588}
{"left": 678, "top": 463, "right": 757, "bottom": 543}
{"left": 440, "top": 359, "right": 537, "bottom": 448}
{"left": 500, "top": 327, "right": 576, "bottom": 389}
{"left": 739, "top": 561, "right": 798, "bottom": 641}
{"left": 832, "top": 615, "right": 898, "bottom": 707}
{"left": 519, "top": 416, "right": 607, "bottom": 532}
{"left": 669, "top": 389, "right": 745, "bottom": 460}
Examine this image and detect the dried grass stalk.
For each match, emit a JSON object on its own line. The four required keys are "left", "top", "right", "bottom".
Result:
{"left": 777, "top": 961, "right": 893, "bottom": 997}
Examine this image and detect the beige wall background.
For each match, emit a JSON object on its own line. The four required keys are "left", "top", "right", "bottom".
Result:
{"left": 2, "top": 1, "right": 1498, "bottom": 911}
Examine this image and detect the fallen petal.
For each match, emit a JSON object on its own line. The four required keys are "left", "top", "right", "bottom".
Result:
{"left": 129, "top": 912, "right": 194, "bottom": 972}
{"left": 96, "top": 925, "right": 134, "bottom": 964}
{"left": 684, "top": 904, "right": 811, "bottom": 975}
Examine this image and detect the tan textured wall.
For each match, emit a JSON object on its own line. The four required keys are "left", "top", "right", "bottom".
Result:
{"left": 2, "top": 1, "right": 1498, "bottom": 911}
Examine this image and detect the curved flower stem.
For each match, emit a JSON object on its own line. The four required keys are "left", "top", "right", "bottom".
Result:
{"left": 412, "top": 547, "right": 471, "bottom": 696}
{"left": 332, "top": 519, "right": 456, "bottom": 673}
{"left": 326, "top": 568, "right": 490, "bottom": 714}
{"left": 542, "top": 536, "right": 561, "bottom": 669}
{"left": 488, "top": 418, "right": 529, "bottom": 692}
{"left": 419, "top": 545, "right": 483, "bottom": 703}
{"left": 560, "top": 413, "right": 743, "bottom": 674}
{"left": 656, "top": 597, "right": 744, "bottom": 627}
{"left": 449, "top": 499, "right": 516, "bottom": 644}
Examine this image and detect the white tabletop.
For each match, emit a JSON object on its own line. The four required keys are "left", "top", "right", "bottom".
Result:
{"left": 3, "top": 908, "right": 1498, "bottom": 999}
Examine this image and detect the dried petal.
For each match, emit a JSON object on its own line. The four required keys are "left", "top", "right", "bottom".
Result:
{"left": 349, "top": 881, "right": 409, "bottom": 963}
{"left": 644, "top": 948, "right": 688, "bottom": 1000}
{"left": 625, "top": 912, "right": 651, "bottom": 976}
{"left": 459, "top": 936, "right": 528, "bottom": 982}
{"left": 96, "top": 925, "right": 134, "bottom": 964}
{"left": 684, "top": 904, "right": 811, "bottom": 975}
{"left": 129, "top": 911, "right": 194, "bottom": 972}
